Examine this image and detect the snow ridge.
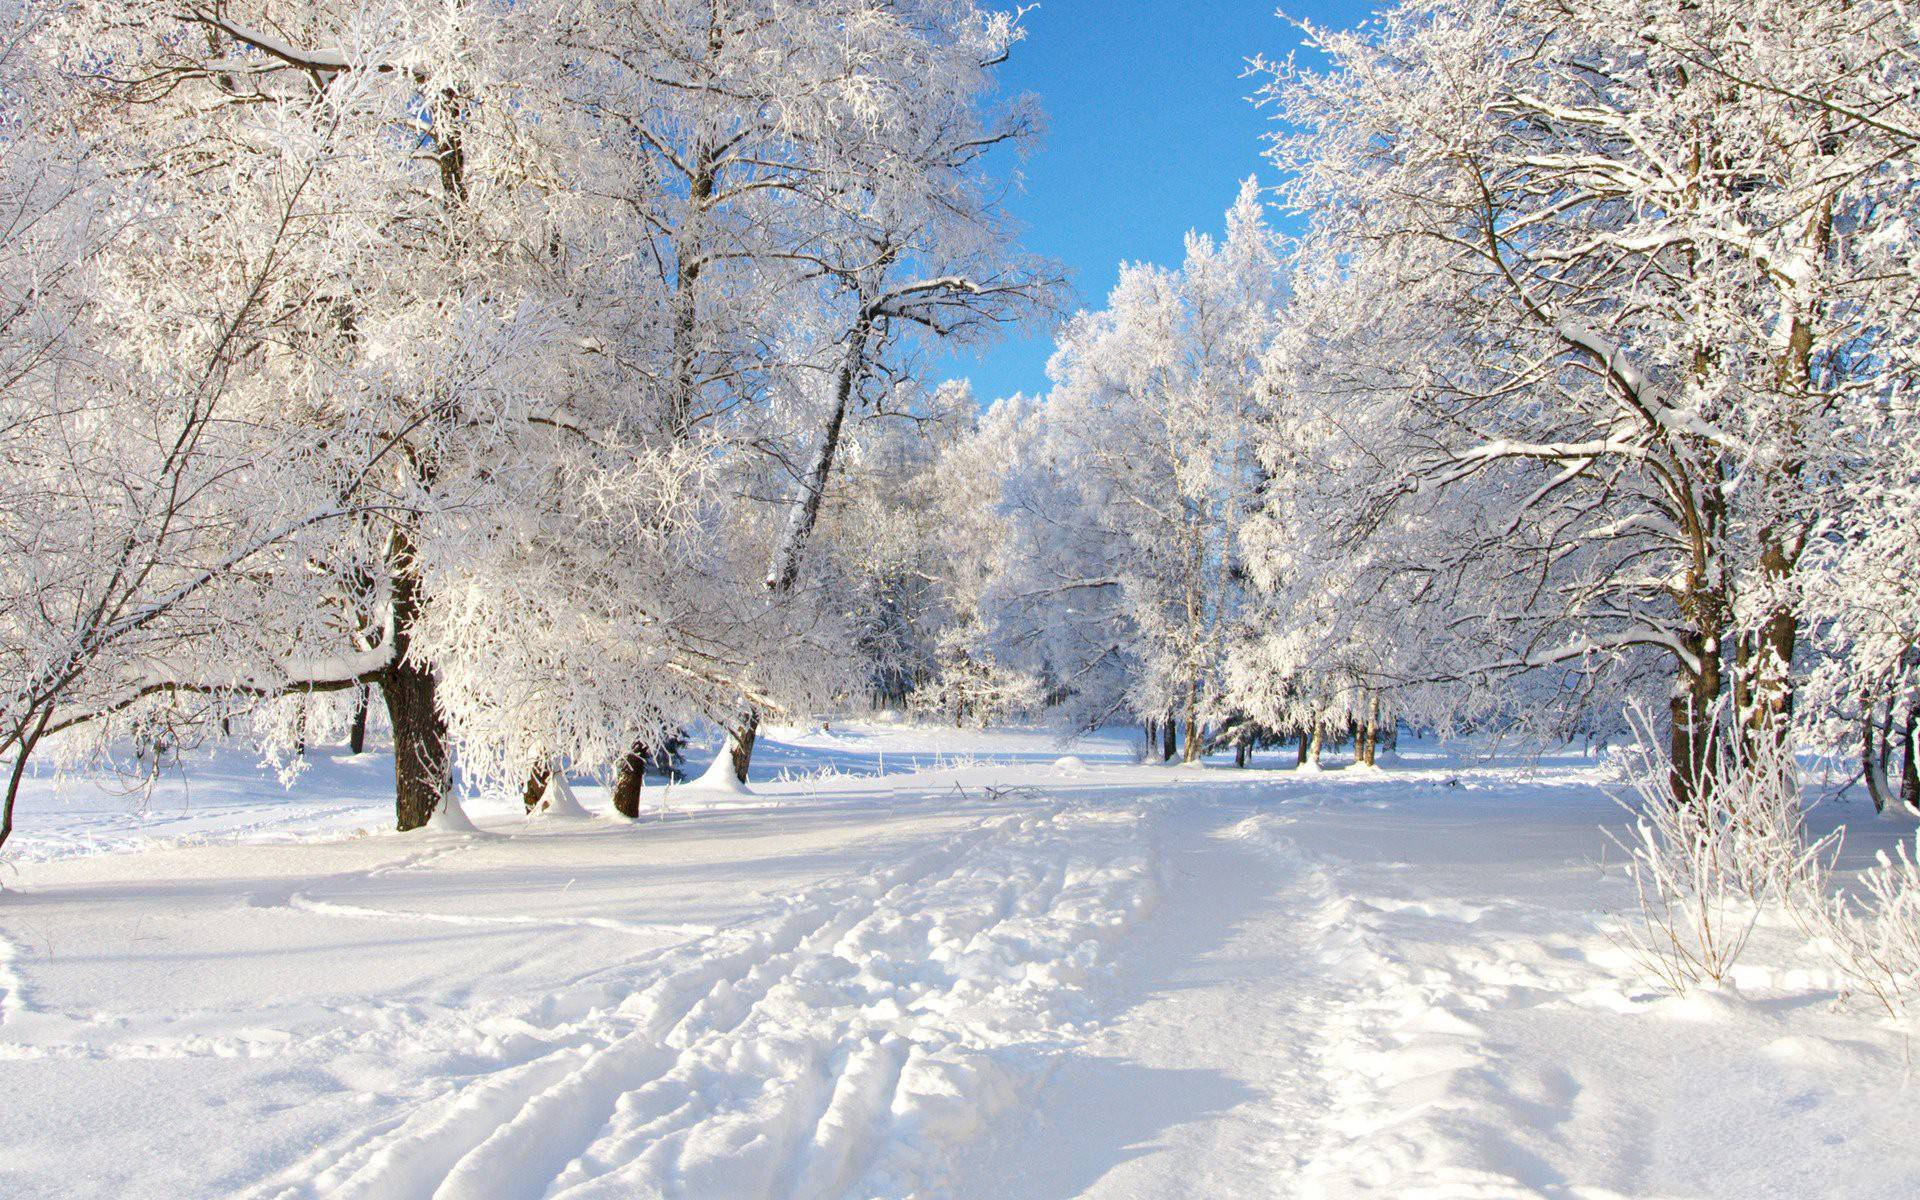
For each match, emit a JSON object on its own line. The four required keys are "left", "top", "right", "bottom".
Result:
{"left": 243, "top": 802, "right": 1157, "bottom": 1200}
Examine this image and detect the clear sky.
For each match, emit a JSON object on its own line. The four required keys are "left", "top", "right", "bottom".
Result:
{"left": 935, "top": 0, "right": 1382, "bottom": 404}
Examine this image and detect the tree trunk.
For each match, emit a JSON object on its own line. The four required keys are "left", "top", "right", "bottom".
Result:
{"left": 611, "top": 739, "right": 647, "bottom": 818}
{"left": 1296, "top": 730, "right": 1309, "bottom": 767}
{"left": 1235, "top": 741, "right": 1248, "bottom": 769}
{"left": 0, "top": 707, "right": 52, "bottom": 857}
{"left": 726, "top": 712, "right": 759, "bottom": 785}
{"left": 1160, "top": 712, "right": 1177, "bottom": 763}
{"left": 1308, "top": 724, "right": 1323, "bottom": 768}
{"left": 0, "top": 774, "right": 17, "bottom": 857}
{"left": 383, "top": 656, "right": 449, "bottom": 831}
{"left": 1668, "top": 629, "right": 1724, "bottom": 807}
{"left": 1737, "top": 585, "right": 1798, "bottom": 752}
{"left": 383, "top": 544, "right": 450, "bottom": 832}
{"left": 522, "top": 759, "right": 552, "bottom": 813}
{"left": 348, "top": 684, "right": 369, "bottom": 754}
{"left": 726, "top": 312, "right": 876, "bottom": 783}
{"left": 1863, "top": 692, "right": 1893, "bottom": 814}
{"left": 1901, "top": 697, "right": 1920, "bottom": 817}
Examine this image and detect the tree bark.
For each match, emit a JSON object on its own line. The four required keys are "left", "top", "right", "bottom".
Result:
{"left": 726, "top": 712, "right": 759, "bottom": 785}
{"left": 611, "top": 739, "right": 647, "bottom": 818}
{"left": 1668, "top": 622, "right": 1725, "bottom": 807}
{"left": 383, "top": 655, "right": 449, "bottom": 831}
{"left": 522, "top": 759, "right": 552, "bottom": 813}
{"left": 1295, "top": 731, "right": 1309, "bottom": 767}
{"left": 382, "top": 540, "right": 450, "bottom": 832}
{"left": 1356, "top": 695, "right": 1378, "bottom": 767}
{"left": 1863, "top": 692, "right": 1893, "bottom": 814}
{"left": 348, "top": 684, "right": 369, "bottom": 754}
{"left": 1308, "top": 723, "right": 1324, "bottom": 768}
{"left": 725, "top": 309, "right": 877, "bottom": 783}
{"left": 0, "top": 706, "right": 52, "bottom": 857}
{"left": 1160, "top": 712, "right": 1177, "bottom": 763}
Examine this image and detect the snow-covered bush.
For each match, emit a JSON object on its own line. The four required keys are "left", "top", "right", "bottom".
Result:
{"left": 1607, "top": 709, "right": 1836, "bottom": 992}
{"left": 1801, "top": 842, "right": 1920, "bottom": 1018}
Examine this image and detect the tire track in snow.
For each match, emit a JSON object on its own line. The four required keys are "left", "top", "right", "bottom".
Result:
{"left": 240, "top": 803, "right": 1158, "bottom": 1200}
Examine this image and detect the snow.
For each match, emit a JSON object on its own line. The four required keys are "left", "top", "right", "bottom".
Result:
{"left": 686, "top": 745, "right": 754, "bottom": 795}
{"left": 2, "top": 725, "right": 1917, "bottom": 1198}
{"left": 531, "top": 770, "right": 592, "bottom": 820}
{"left": 426, "top": 792, "right": 482, "bottom": 833}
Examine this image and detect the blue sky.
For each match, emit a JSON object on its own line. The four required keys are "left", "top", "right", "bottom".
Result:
{"left": 934, "top": 1, "right": 1382, "bottom": 403}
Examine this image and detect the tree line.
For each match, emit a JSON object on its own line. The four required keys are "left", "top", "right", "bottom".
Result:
{"left": 925, "top": 0, "right": 1919, "bottom": 810}
{"left": 1, "top": 0, "right": 1916, "bottom": 852}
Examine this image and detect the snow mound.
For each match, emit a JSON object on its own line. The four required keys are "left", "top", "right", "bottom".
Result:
{"left": 530, "top": 770, "right": 592, "bottom": 819}
{"left": 1052, "top": 754, "right": 1089, "bottom": 774}
{"left": 683, "top": 749, "right": 751, "bottom": 795}
{"left": 426, "top": 794, "right": 480, "bottom": 834}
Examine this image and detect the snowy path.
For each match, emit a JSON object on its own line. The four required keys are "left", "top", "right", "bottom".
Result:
{"left": 969, "top": 773, "right": 1920, "bottom": 1200}
{"left": 5, "top": 726, "right": 1920, "bottom": 1198}
{"left": 960, "top": 801, "right": 1341, "bottom": 1198}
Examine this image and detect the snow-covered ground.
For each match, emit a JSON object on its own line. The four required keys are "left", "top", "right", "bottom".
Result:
{"left": 2, "top": 723, "right": 1916, "bottom": 1199}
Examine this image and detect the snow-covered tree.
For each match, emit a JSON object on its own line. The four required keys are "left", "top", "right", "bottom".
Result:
{"left": 3, "top": 0, "right": 1055, "bottom": 828}
{"left": 982, "top": 182, "right": 1283, "bottom": 759}
{"left": 1257, "top": 0, "right": 1920, "bottom": 798}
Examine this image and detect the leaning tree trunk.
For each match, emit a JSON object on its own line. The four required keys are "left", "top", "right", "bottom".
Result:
{"left": 0, "top": 706, "right": 52, "bottom": 857}
{"left": 724, "top": 310, "right": 876, "bottom": 785}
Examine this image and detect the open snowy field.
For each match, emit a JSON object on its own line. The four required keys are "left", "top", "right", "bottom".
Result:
{"left": 3, "top": 723, "right": 1918, "bottom": 1199}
